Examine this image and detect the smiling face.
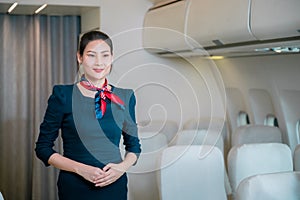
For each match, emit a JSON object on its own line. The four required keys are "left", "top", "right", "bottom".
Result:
{"left": 77, "top": 39, "right": 113, "bottom": 86}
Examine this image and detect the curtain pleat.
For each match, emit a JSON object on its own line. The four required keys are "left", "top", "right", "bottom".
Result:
{"left": 0, "top": 14, "right": 80, "bottom": 200}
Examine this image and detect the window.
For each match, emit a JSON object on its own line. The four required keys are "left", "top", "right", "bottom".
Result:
{"left": 264, "top": 114, "right": 279, "bottom": 127}
{"left": 237, "top": 111, "right": 250, "bottom": 127}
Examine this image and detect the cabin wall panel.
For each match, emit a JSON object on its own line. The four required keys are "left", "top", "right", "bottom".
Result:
{"left": 216, "top": 54, "right": 300, "bottom": 147}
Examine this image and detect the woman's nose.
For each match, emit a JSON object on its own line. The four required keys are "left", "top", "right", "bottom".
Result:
{"left": 95, "top": 55, "right": 103, "bottom": 66}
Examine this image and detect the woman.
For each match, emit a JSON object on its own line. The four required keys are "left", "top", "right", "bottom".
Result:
{"left": 35, "top": 30, "right": 141, "bottom": 199}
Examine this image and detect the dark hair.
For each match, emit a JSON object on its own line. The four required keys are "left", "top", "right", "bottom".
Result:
{"left": 78, "top": 30, "right": 113, "bottom": 56}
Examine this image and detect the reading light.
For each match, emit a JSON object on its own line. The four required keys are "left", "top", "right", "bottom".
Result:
{"left": 35, "top": 4, "right": 47, "bottom": 14}
{"left": 273, "top": 47, "right": 282, "bottom": 53}
{"left": 209, "top": 56, "right": 224, "bottom": 60}
{"left": 255, "top": 47, "right": 270, "bottom": 52}
{"left": 255, "top": 46, "right": 300, "bottom": 53}
{"left": 271, "top": 47, "right": 300, "bottom": 53}
{"left": 8, "top": 2, "right": 18, "bottom": 13}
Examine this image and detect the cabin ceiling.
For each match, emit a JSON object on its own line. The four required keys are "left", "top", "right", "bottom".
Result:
{"left": 0, "top": 3, "right": 96, "bottom": 15}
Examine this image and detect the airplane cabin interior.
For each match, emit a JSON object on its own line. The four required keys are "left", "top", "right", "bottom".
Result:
{"left": 0, "top": 0, "right": 300, "bottom": 199}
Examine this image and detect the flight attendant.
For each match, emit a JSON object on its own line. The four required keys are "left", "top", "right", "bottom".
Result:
{"left": 35, "top": 30, "right": 141, "bottom": 199}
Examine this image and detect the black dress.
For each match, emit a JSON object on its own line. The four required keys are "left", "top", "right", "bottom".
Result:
{"left": 35, "top": 84, "right": 141, "bottom": 200}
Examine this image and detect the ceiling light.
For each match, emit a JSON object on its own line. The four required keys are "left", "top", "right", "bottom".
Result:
{"left": 209, "top": 56, "right": 224, "bottom": 60}
{"left": 8, "top": 2, "right": 18, "bottom": 13}
{"left": 35, "top": 4, "right": 47, "bottom": 14}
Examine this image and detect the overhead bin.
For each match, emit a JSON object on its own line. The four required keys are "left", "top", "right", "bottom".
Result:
{"left": 250, "top": 0, "right": 300, "bottom": 40}
{"left": 143, "top": 1, "right": 193, "bottom": 54}
{"left": 186, "top": 0, "right": 256, "bottom": 47}
{"left": 143, "top": 0, "right": 300, "bottom": 57}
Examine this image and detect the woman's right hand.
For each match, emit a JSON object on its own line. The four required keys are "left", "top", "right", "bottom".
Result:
{"left": 48, "top": 153, "right": 106, "bottom": 184}
{"left": 75, "top": 164, "right": 105, "bottom": 183}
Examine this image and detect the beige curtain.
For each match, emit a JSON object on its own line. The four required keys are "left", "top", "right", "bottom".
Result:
{"left": 0, "top": 14, "right": 80, "bottom": 200}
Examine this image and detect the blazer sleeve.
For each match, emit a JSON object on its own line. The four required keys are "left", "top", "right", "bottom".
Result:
{"left": 35, "top": 85, "right": 66, "bottom": 166}
{"left": 122, "top": 90, "right": 141, "bottom": 162}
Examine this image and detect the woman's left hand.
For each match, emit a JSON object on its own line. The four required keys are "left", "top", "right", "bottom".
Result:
{"left": 94, "top": 153, "right": 137, "bottom": 187}
{"left": 94, "top": 163, "right": 126, "bottom": 187}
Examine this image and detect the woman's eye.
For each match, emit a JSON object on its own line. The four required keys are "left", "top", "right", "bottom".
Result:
{"left": 87, "top": 54, "right": 95, "bottom": 57}
{"left": 103, "top": 54, "right": 110, "bottom": 57}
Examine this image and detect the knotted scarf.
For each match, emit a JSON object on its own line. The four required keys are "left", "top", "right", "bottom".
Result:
{"left": 80, "top": 76, "right": 125, "bottom": 119}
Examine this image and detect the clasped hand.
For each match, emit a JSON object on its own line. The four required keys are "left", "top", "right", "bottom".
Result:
{"left": 79, "top": 163, "right": 125, "bottom": 187}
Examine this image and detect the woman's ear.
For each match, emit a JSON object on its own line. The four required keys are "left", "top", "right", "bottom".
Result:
{"left": 77, "top": 52, "right": 82, "bottom": 64}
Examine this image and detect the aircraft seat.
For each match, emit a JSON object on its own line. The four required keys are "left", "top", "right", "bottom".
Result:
{"left": 248, "top": 88, "right": 277, "bottom": 126}
{"left": 235, "top": 171, "right": 300, "bottom": 200}
{"left": 183, "top": 117, "right": 227, "bottom": 137}
{"left": 227, "top": 143, "right": 293, "bottom": 196}
{"left": 225, "top": 87, "right": 250, "bottom": 134}
{"left": 182, "top": 117, "right": 230, "bottom": 156}
{"left": 231, "top": 124, "right": 283, "bottom": 147}
{"left": 138, "top": 119, "right": 179, "bottom": 145}
{"left": 174, "top": 130, "right": 233, "bottom": 195}
{"left": 279, "top": 89, "right": 300, "bottom": 153}
{"left": 175, "top": 129, "right": 224, "bottom": 154}
{"left": 126, "top": 132, "right": 168, "bottom": 200}
{"left": 159, "top": 145, "right": 227, "bottom": 200}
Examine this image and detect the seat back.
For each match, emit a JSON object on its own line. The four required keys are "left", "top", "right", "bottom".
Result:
{"left": 231, "top": 125, "right": 282, "bottom": 147}
{"left": 175, "top": 129, "right": 224, "bottom": 154}
{"left": 138, "top": 120, "right": 179, "bottom": 145}
{"left": 160, "top": 145, "right": 227, "bottom": 200}
{"left": 227, "top": 143, "right": 293, "bottom": 195}
{"left": 236, "top": 172, "right": 300, "bottom": 200}
{"left": 294, "top": 144, "right": 300, "bottom": 171}
{"left": 183, "top": 117, "right": 229, "bottom": 150}
{"left": 279, "top": 89, "right": 300, "bottom": 152}
{"left": 225, "top": 87, "right": 250, "bottom": 134}
{"left": 183, "top": 117, "right": 227, "bottom": 137}
{"left": 248, "top": 89, "right": 277, "bottom": 126}
{"left": 127, "top": 132, "right": 168, "bottom": 200}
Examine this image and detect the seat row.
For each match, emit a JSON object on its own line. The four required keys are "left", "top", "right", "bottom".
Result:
{"left": 125, "top": 119, "right": 300, "bottom": 200}
{"left": 127, "top": 141, "right": 300, "bottom": 199}
{"left": 137, "top": 118, "right": 289, "bottom": 157}
{"left": 226, "top": 88, "right": 300, "bottom": 154}
{"left": 158, "top": 143, "right": 300, "bottom": 200}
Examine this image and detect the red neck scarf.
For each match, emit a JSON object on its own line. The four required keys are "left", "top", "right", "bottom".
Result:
{"left": 79, "top": 76, "right": 125, "bottom": 119}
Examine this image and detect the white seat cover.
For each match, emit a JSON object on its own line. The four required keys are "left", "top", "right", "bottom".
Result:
{"left": 231, "top": 124, "right": 282, "bottom": 146}
{"left": 138, "top": 120, "right": 179, "bottom": 145}
{"left": 279, "top": 89, "right": 300, "bottom": 152}
{"left": 160, "top": 145, "right": 227, "bottom": 200}
{"left": 183, "top": 117, "right": 227, "bottom": 137}
{"left": 227, "top": 143, "right": 293, "bottom": 195}
{"left": 175, "top": 129, "right": 224, "bottom": 154}
{"left": 225, "top": 87, "right": 250, "bottom": 133}
{"left": 236, "top": 172, "right": 300, "bottom": 200}
{"left": 175, "top": 130, "right": 233, "bottom": 195}
{"left": 183, "top": 117, "right": 229, "bottom": 150}
{"left": 248, "top": 88, "right": 276, "bottom": 125}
